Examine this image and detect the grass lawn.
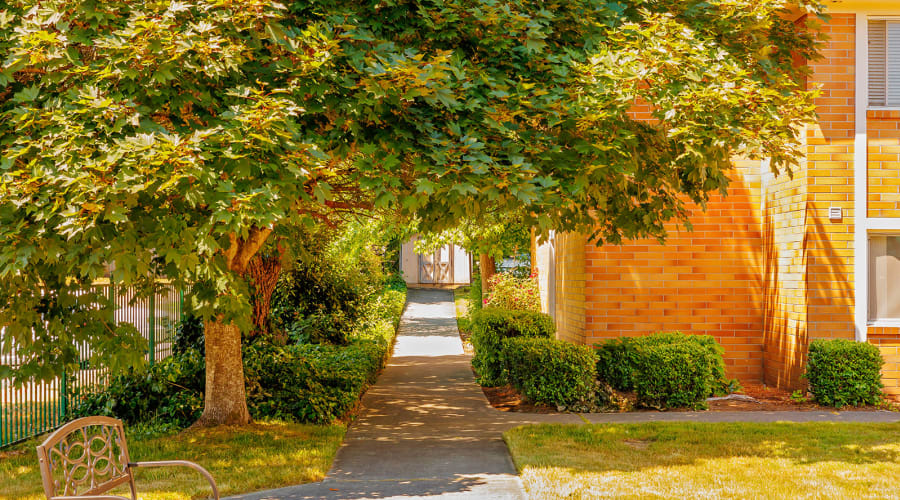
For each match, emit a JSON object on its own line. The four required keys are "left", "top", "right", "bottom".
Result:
{"left": 505, "top": 422, "right": 900, "bottom": 500}
{"left": 1, "top": 420, "right": 345, "bottom": 500}
{"left": 453, "top": 285, "right": 471, "bottom": 334}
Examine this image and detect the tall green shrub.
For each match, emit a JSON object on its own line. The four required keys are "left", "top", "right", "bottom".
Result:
{"left": 595, "top": 332, "right": 734, "bottom": 395}
{"left": 470, "top": 308, "right": 554, "bottom": 386}
{"left": 501, "top": 337, "right": 597, "bottom": 409}
{"left": 805, "top": 339, "right": 883, "bottom": 407}
{"left": 632, "top": 342, "right": 715, "bottom": 410}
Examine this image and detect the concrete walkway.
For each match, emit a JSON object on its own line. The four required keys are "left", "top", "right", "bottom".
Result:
{"left": 229, "top": 289, "right": 576, "bottom": 500}
{"left": 229, "top": 289, "right": 900, "bottom": 500}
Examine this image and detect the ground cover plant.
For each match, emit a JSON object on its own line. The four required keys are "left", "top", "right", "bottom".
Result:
{"left": 505, "top": 422, "right": 900, "bottom": 500}
{"left": 1, "top": 421, "right": 344, "bottom": 500}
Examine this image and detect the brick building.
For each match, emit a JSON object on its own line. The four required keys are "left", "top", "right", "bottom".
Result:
{"left": 533, "top": 1, "right": 900, "bottom": 397}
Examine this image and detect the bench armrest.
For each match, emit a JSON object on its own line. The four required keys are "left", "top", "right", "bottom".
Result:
{"left": 51, "top": 496, "right": 131, "bottom": 500}
{"left": 128, "top": 460, "right": 220, "bottom": 500}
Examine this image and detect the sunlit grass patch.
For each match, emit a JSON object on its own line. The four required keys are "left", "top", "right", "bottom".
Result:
{"left": 2, "top": 420, "right": 345, "bottom": 500}
{"left": 505, "top": 422, "right": 900, "bottom": 500}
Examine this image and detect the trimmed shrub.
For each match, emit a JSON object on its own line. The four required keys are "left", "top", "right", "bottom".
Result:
{"left": 501, "top": 337, "right": 597, "bottom": 408}
{"left": 244, "top": 339, "right": 386, "bottom": 423}
{"left": 595, "top": 332, "right": 734, "bottom": 396}
{"left": 805, "top": 339, "right": 883, "bottom": 407}
{"left": 470, "top": 308, "right": 555, "bottom": 386}
{"left": 632, "top": 341, "right": 715, "bottom": 410}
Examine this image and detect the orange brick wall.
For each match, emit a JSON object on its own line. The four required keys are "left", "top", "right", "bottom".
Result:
{"left": 868, "top": 110, "right": 900, "bottom": 218}
{"left": 869, "top": 331, "right": 900, "bottom": 400}
{"left": 580, "top": 162, "right": 765, "bottom": 382}
{"left": 534, "top": 12, "right": 900, "bottom": 395}
{"left": 804, "top": 13, "right": 857, "bottom": 345}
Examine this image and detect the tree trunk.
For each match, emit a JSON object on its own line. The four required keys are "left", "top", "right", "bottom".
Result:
{"left": 246, "top": 250, "right": 282, "bottom": 337}
{"left": 195, "top": 318, "right": 251, "bottom": 426}
{"left": 194, "top": 226, "right": 272, "bottom": 427}
{"left": 479, "top": 253, "right": 496, "bottom": 296}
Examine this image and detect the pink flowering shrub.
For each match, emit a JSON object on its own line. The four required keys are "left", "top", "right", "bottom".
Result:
{"left": 485, "top": 272, "right": 541, "bottom": 312}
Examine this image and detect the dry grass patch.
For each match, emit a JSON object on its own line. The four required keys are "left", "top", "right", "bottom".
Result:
{"left": 2, "top": 420, "right": 345, "bottom": 500}
{"left": 505, "top": 422, "right": 900, "bottom": 500}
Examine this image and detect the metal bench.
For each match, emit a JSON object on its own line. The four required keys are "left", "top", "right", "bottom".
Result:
{"left": 36, "top": 416, "right": 219, "bottom": 500}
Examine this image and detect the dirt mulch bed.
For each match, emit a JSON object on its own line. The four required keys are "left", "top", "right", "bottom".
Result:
{"left": 481, "top": 382, "right": 898, "bottom": 413}
{"left": 481, "top": 384, "right": 558, "bottom": 413}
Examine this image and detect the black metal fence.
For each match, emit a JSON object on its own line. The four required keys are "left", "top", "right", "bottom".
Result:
{"left": 1, "top": 282, "right": 183, "bottom": 448}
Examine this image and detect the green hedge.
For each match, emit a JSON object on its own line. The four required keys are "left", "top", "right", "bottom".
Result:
{"left": 244, "top": 339, "right": 387, "bottom": 423}
{"left": 631, "top": 341, "right": 715, "bottom": 409}
{"left": 501, "top": 337, "right": 597, "bottom": 408}
{"left": 470, "top": 308, "right": 555, "bottom": 386}
{"left": 595, "top": 332, "right": 732, "bottom": 395}
{"left": 805, "top": 339, "right": 883, "bottom": 407}
{"left": 74, "top": 285, "right": 406, "bottom": 427}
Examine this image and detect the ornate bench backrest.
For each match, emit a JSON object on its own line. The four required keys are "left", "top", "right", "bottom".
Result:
{"left": 36, "top": 416, "right": 135, "bottom": 499}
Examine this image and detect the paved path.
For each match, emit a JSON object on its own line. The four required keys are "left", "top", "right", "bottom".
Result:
{"left": 229, "top": 289, "right": 900, "bottom": 500}
{"left": 229, "top": 289, "right": 576, "bottom": 500}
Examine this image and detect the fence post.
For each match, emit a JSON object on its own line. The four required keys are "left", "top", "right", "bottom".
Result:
{"left": 60, "top": 371, "right": 67, "bottom": 421}
{"left": 148, "top": 291, "right": 156, "bottom": 367}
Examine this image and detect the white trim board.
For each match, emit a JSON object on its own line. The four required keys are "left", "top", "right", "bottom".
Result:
{"left": 855, "top": 12, "right": 870, "bottom": 342}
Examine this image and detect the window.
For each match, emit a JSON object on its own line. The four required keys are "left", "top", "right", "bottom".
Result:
{"left": 869, "top": 20, "right": 900, "bottom": 107}
{"left": 869, "top": 235, "right": 900, "bottom": 321}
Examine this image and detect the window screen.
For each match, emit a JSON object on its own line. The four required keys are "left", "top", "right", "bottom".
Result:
{"left": 869, "top": 20, "right": 900, "bottom": 107}
{"left": 869, "top": 235, "right": 900, "bottom": 320}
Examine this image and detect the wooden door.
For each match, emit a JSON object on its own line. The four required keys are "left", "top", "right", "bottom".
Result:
{"left": 419, "top": 245, "right": 454, "bottom": 284}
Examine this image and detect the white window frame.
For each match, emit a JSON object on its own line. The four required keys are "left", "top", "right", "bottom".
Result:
{"left": 868, "top": 16, "right": 900, "bottom": 110}
{"left": 855, "top": 12, "right": 900, "bottom": 339}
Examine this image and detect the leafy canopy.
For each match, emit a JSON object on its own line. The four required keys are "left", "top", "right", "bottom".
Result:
{"left": 1, "top": 0, "right": 822, "bottom": 380}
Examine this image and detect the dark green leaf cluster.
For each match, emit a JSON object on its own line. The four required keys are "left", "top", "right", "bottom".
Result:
{"left": 501, "top": 336, "right": 598, "bottom": 409}
{"left": 469, "top": 308, "right": 554, "bottom": 386}
{"left": 70, "top": 347, "right": 205, "bottom": 428}
{"left": 804, "top": 339, "right": 884, "bottom": 407}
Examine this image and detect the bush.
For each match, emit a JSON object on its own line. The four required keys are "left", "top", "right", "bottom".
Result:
{"left": 484, "top": 272, "right": 540, "bottom": 312}
{"left": 173, "top": 314, "right": 204, "bottom": 355}
{"left": 501, "top": 337, "right": 597, "bottom": 409}
{"left": 243, "top": 339, "right": 384, "bottom": 423}
{"left": 74, "top": 283, "right": 407, "bottom": 428}
{"left": 70, "top": 348, "right": 205, "bottom": 428}
{"left": 246, "top": 284, "right": 405, "bottom": 423}
{"left": 805, "top": 339, "right": 883, "bottom": 407}
{"left": 631, "top": 341, "right": 715, "bottom": 410}
{"left": 595, "top": 332, "right": 734, "bottom": 396}
{"left": 470, "top": 273, "right": 483, "bottom": 311}
{"left": 470, "top": 308, "right": 555, "bottom": 386}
